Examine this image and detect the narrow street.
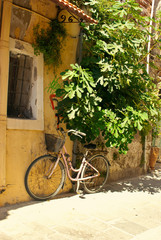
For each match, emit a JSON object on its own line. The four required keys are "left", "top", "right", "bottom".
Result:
{"left": 0, "top": 163, "right": 161, "bottom": 240}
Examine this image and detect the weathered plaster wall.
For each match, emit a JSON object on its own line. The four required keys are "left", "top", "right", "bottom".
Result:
{"left": 77, "top": 132, "right": 151, "bottom": 184}
{"left": 0, "top": 0, "right": 79, "bottom": 206}
{"left": 107, "top": 133, "right": 152, "bottom": 182}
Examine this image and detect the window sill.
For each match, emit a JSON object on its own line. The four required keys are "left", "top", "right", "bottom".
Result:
{"left": 7, "top": 118, "right": 44, "bottom": 131}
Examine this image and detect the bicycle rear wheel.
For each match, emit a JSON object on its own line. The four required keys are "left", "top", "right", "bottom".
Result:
{"left": 25, "top": 155, "right": 65, "bottom": 200}
{"left": 82, "top": 155, "right": 109, "bottom": 194}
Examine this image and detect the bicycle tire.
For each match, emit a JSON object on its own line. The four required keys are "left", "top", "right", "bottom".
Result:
{"left": 25, "top": 155, "right": 65, "bottom": 200}
{"left": 82, "top": 154, "right": 110, "bottom": 194}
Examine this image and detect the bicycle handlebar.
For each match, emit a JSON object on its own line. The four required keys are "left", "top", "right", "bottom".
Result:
{"left": 58, "top": 128, "right": 86, "bottom": 139}
{"left": 68, "top": 129, "right": 86, "bottom": 137}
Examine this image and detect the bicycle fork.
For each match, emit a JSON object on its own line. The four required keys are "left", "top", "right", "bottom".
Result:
{"left": 75, "top": 151, "right": 100, "bottom": 194}
{"left": 75, "top": 151, "right": 88, "bottom": 194}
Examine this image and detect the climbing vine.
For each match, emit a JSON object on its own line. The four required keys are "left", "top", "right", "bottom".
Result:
{"left": 32, "top": 19, "right": 66, "bottom": 67}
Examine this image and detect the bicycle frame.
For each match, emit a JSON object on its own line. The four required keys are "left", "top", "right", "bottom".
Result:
{"left": 48, "top": 144, "right": 100, "bottom": 182}
{"left": 48, "top": 96, "right": 100, "bottom": 192}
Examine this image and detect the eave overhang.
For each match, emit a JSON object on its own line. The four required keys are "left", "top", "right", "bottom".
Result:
{"left": 50, "top": 0, "right": 98, "bottom": 24}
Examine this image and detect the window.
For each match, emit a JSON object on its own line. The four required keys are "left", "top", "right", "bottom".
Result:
{"left": 7, "top": 38, "right": 44, "bottom": 130}
{"left": 8, "top": 53, "right": 33, "bottom": 119}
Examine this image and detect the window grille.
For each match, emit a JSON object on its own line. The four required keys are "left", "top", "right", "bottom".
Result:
{"left": 7, "top": 52, "right": 33, "bottom": 119}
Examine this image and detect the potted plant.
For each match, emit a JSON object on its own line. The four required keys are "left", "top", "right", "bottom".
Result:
{"left": 149, "top": 136, "right": 160, "bottom": 170}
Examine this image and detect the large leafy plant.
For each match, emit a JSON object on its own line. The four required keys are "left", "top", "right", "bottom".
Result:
{"left": 50, "top": 0, "right": 161, "bottom": 153}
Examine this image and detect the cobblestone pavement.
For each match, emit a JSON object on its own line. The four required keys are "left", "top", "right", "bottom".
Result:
{"left": 0, "top": 163, "right": 161, "bottom": 240}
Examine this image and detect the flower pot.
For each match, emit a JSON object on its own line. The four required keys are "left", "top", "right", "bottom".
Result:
{"left": 149, "top": 146, "right": 160, "bottom": 170}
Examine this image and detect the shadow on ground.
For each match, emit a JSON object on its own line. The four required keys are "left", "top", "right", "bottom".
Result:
{"left": 0, "top": 201, "right": 34, "bottom": 221}
{"left": 104, "top": 162, "right": 161, "bottom": 195}
{"left": 0, "top": 163, "right": 161, "bottom": 221}
{"left": 0, "top": 192, "right": 75, "bottom": 221}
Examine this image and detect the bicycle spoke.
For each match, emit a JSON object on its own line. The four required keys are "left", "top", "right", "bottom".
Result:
{"left": 25, "top": 155, "right": 65, "bottom": 200}
{"left": 82, "top": 155, "right": 109, "bottom": 194}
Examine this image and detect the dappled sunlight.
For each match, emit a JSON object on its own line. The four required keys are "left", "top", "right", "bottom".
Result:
{"left": 104, "top": 163, "right": 161, "bottom": 194}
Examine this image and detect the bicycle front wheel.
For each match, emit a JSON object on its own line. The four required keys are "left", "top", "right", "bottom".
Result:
{"left": 25, "top": 155, "right": 65, "bottom": 200}
{"left": 82, "top": 155, "right": 109, "bottom": 194}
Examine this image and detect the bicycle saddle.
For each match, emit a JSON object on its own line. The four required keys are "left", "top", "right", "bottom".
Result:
{"left": 84, "top": 143, "right": 96, "bottom": 149}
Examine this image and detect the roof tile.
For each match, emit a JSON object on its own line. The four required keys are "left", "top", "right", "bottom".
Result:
{"left": 50, "top": 0, "right": 98, "bottom": 24}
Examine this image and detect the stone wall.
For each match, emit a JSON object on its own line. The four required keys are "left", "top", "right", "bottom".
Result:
{"left": 75, "top": 132, "right": 152, "bottom": 183}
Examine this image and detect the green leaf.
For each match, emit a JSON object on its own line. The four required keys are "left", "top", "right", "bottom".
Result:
{"left": 68, "top": 111, "right": 75, "bottom": 119}
{"left": 137, "top": 121, "right": 143, "bottom": 131}
{"left": 68, "top": 90, "right": 75, "bottom": 99}
{"left": 141, "top": 112, "right": 148, "bottom": 120}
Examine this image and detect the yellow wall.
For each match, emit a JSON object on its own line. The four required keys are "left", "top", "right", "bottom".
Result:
{"left": 0, "top": 0, "right": 80, "bottom": 206}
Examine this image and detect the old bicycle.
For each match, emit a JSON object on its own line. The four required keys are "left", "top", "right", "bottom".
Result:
{"left": 24, "top": 96, "right": 110, "bottom": 201}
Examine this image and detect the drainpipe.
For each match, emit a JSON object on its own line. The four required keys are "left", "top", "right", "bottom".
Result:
{"left": 144, "top": 0, "right": 155, "bottom": 171}
{"left": 146, "top": 0, "right": 155, "bottom": 74}
{"left": 72, "top": 27, "right": 83, "bottom": 168}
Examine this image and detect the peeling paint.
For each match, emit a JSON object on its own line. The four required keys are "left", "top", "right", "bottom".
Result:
{"left": 15, "top": 40, "right": 24, "bottom": 50}
{"left": 10, "top": 7, "right": 32, "bottom": 40}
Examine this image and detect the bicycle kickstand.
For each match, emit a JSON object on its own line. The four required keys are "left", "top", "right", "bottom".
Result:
{"left": 76, "top": 180, "right": 80, "bottom": 194}
{"left": 76, "top": 180, "right": 85, "bottom": 198}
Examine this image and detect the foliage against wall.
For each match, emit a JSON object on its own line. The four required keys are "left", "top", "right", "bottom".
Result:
{"left": 50, "top": 0, "right": 161, "bottom": 153}
{"left": 32, "top": 19, "right": 66, "bottom": 67}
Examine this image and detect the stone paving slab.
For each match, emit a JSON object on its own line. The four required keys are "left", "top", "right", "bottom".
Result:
{"left": 131, "top": 226, "right": 161, "bottom": 240}
{"left": 0, "top": 163, "right": 161, "bottom": 239}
